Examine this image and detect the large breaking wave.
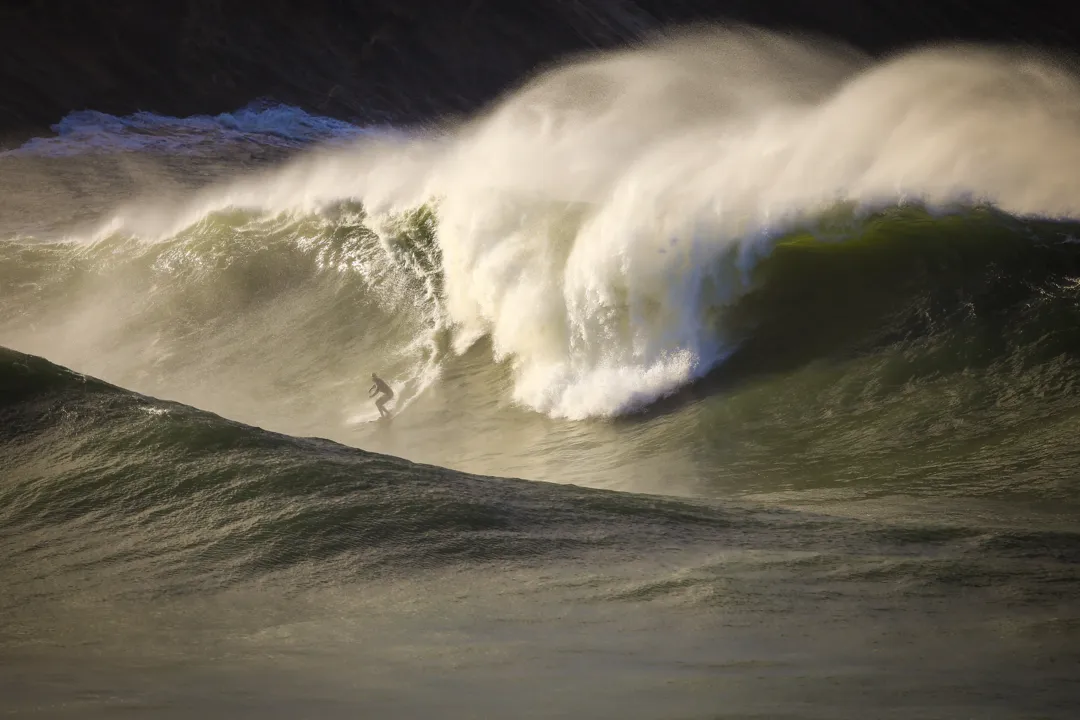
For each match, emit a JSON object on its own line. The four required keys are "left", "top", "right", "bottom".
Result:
{"left": 6, "top": 26, "right": 1080, "bottom": 421}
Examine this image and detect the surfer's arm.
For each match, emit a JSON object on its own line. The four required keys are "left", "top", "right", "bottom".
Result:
{"left": 368, "top": 384, "right": 377, "bottom": 397}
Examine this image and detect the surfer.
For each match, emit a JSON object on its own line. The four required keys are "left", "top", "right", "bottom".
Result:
{"left": 369, "top": 373, "right": 394, "bottom": 419}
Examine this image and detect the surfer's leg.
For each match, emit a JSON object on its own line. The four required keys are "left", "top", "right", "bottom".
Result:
{"left": 376, "top": 395, "right": 389, "bottom": 418}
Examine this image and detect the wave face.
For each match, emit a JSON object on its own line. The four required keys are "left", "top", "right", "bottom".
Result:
{"left": 6, "top": 202, "right": 1080, "bottom": 497}
{"left": 0, "top": 200, "right": 446, "bottom": 437}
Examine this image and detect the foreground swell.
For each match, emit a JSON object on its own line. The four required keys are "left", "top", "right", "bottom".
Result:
{"left": 0, "top": 347, "right": 740, "bottom": 594}
{"left": 4, "top": 346, "right": 1080, "bottom": 596}
{"left": 3, "top": 349, "right": 1080, "bottom": 719}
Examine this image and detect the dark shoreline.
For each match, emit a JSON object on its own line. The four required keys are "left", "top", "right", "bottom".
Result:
{"left": 3, "top": 0, "right": 1080, "bottom": 142}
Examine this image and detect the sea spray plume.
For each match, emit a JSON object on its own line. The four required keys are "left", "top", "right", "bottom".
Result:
{"left": 417, "top": 29, "right": 1080, "bottom": 418}
{"left": 84, "top": 26, "right": 1080, "bottom": 419}
{"left": 390, "top": 26, "right": 869, "bottom": 418}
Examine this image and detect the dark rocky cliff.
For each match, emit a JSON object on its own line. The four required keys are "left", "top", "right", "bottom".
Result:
{"left": 2, "top": 0, "right": 1077, "bottom": 138}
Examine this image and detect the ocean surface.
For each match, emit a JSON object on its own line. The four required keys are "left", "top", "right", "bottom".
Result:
{"left": 3, "top": 27, "right": 1080, "bottom": 718}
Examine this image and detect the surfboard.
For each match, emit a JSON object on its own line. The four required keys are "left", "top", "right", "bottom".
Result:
{"left": 347, "top": 404, "right": 395, "bottom": 425}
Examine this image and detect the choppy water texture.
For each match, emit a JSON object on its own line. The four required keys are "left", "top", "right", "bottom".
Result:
{"left": 3, "top": 26, "right": 1080, "bottom": 719}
